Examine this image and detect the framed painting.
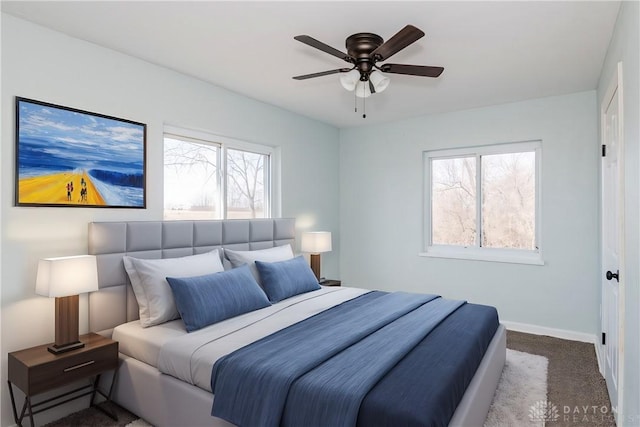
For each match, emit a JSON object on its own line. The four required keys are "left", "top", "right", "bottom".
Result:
{"left": 15, "top": 97, "right": 146, "bottom": 208}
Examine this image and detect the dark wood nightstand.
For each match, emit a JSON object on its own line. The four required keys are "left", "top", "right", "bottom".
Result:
{"left": 320, "top": 279, "right": 341, "bottom": 287}
{"left": 8, "top": 333, "right": 119, "bottom": 427}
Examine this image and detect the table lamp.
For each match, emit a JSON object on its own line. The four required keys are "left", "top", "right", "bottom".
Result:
{"left": 301, "top": 231, "right": 332, "bottom": 281}
{"left": 36, "top": 255, "right": 99, "bottom": 354}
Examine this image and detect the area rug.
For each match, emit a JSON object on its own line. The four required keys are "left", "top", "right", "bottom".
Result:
{"left": 484, "top": 349, "right": 549, "bottom": 427}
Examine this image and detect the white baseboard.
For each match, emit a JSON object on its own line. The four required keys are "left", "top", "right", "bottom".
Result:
{"left": 502, "top": 320, "right": 596, "bottom": 344}
{"left": 594, "top": 343, "right": 604, "bottom": 375}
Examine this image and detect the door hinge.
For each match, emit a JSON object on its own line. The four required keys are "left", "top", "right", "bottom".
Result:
{"left": 602, "top": 332, "right": 606, "bottom": 345}
{"left": 602, "top": 144, "right": 606, "bottom": 157}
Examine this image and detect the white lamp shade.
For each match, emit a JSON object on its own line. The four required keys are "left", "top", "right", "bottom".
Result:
{"left": 36, "top": 255, "right": 99, "bottom": 297}
{"left": 340, "top": 69, "right": 360, "bottom": 91}
{"left": 370, "top": 71, "right": 390, "bottom": 93}
{"left": 355, "top": 80, "right": 372, "bottom": 98}
{"left": 301, "top": 232, "right": 332, "bottom": 254}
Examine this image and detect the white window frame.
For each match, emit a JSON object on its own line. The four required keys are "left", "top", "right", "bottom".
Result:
{"left": 420, "top": 140, "right": 543, "bottom": 265}
{"left": 163, "top": 125, "right": 279, "bottom": 219}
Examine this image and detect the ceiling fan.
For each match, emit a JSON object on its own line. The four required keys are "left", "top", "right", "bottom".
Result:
{"left": 292, "top": 25, "right": 444, "bottom": 99}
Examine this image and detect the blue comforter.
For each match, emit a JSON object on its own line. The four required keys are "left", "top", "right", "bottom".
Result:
{"left": 211, "top": 291, "right": 499, "bottom": 427}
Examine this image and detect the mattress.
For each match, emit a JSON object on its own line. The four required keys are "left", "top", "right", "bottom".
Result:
{"left": 113, "top": 286, "right": 369, "bottom": 391}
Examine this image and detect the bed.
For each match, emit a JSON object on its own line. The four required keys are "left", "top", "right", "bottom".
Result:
{"left": 88, "top": 219, "right": 506, "bottom": 427}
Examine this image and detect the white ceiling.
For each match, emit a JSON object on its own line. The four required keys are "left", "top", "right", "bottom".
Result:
{"left": 2, "top": 1, "right": 621, "bottom": 129}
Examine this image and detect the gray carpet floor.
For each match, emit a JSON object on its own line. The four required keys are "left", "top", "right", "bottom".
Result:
{"left": 42, "top": 331, "right": 612, "bottom": 427}
{"left": 508, "top": 331, "right": 613, "bottom": 426}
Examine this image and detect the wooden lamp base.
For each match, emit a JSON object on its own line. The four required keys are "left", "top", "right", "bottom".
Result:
{"left": 47, "top": 341, "right": 84, "bottom": 354}
{"left": 48, "top": 295, "right": 84, "bottom": 355}
{"left": 310, "top": 253, "right": 321, "bottom": 281}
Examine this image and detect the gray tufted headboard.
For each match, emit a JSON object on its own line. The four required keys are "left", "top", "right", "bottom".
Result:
{"left": 88, "top": 218, "right": 296, "bottom": 336}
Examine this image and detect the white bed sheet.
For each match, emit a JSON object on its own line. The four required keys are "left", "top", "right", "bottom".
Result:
{"left": 114, "top": 286, "right": 369, "bottom": 392}
{"left": 112, "top": 318, "right": 185, "bottom": 368}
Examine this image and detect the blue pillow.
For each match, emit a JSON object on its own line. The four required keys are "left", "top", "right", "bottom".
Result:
{"left": 166, "top": 264, "right": 271, "bottom": 332}
{"left": 255, "top": 256, "right": 321, "bottom": 303}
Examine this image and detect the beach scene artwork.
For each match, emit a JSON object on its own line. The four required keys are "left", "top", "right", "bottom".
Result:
{"left": 16, "top": 98, "right": 145, "bottom": 208}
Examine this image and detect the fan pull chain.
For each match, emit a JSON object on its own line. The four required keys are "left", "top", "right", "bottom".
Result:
{"left": 362, "top": 86, "right": 366, "bottom": 119}
{"left": 352, "top": 83, "right": 367, "bottom": 119}
{"left": 361, "top": 81, "right": 366, "bottom": 118}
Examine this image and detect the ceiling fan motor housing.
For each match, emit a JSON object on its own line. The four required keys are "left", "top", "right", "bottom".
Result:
{"left": 345, "top": 33, "right": 384, "bottom": 80}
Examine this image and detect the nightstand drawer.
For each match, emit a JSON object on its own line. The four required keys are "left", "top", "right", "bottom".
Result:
{"left": 29, "top": 344, "right": 118, "bottom": 394}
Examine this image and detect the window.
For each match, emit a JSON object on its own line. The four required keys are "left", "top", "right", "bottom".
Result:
{"left": 164, "top": 127, "right": 272, "bottom": 220}
{"left": 423, "top": 141, "right": 542, "bottom": 264}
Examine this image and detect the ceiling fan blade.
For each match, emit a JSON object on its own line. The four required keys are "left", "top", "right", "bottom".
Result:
{"left": 380, "top": 63, "right": 444, "bottom": 77}
{"left": 292, "top": 68, "right": 352, "bottom": 80}
{"left": 371, "top": 25, "right": 425, "bottom": 61}
{"left": 294, "top": 35, "right": 352, "bottom": 63}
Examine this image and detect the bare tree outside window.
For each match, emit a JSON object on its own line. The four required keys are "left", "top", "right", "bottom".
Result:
{"left": 164, "top": 137, "right": 219, "bottom": 220}
{"left": 163, "top": 132, "right": 272, "bottom": 221}
{"left": 482, "top": 152, "right": 536, "bottom": 249}
{"left": 427, "top": 143, "right": 539, "bottom": 256}
{"left": 432, "top": 157, "right": 476, "bottom": 246}
{"left": 226, "top": 149, "right": 267, "bottom": 219}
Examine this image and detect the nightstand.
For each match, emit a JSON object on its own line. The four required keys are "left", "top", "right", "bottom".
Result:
{"left": 320, "top": 279, "right": 341, "bottom": 287}
{"left": 8, "top": 333, "right": 119, "bottom": 427}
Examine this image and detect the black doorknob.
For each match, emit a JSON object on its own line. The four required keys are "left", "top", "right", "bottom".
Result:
{"left": 606, "top": 270, "right": 619, "bottom": 282}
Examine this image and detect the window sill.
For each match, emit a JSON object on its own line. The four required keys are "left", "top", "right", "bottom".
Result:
{"left": 418, "top": 247, "right": 544, "bottom": 266}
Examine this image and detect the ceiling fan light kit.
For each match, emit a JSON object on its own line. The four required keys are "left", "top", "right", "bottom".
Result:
{"left": 369, "top": 71, "right": 390, "bottom": 93}
{"left": 355, "top": 80, "right": 372, "bottom": 98}
{"left": 293, "top": 25, "right": 444, "bottom": 116}
{"left": 340, "top": 69, "right": 360, "bottom": 91}
{"left": 341, "top": 71, "right": 386, "bottom": 98}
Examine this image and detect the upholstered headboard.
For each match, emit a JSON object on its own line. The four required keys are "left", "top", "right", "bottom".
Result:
{"left": 88, "top": 218, "right": 296, "bottom": 336}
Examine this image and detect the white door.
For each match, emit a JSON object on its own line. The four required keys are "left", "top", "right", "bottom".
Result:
{"left": 601, "top": 63, "right": 624, "bottom": 418}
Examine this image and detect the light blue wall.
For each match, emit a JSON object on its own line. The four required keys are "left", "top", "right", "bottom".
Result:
{"left": 0, "top": 14, "right": 340, "bottom": 426}
{"left": 597, "top": 1, "right": 640, "bottom": 424}
{"left": 340, "top": 91, "right": 600, "bottom": 335}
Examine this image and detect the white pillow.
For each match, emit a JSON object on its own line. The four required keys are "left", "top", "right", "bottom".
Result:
{"left": 224, "top": 245, "right": 294, "bottom": 284}
{"left": 123, "top": 249, "right": 225, "bottom": 327}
